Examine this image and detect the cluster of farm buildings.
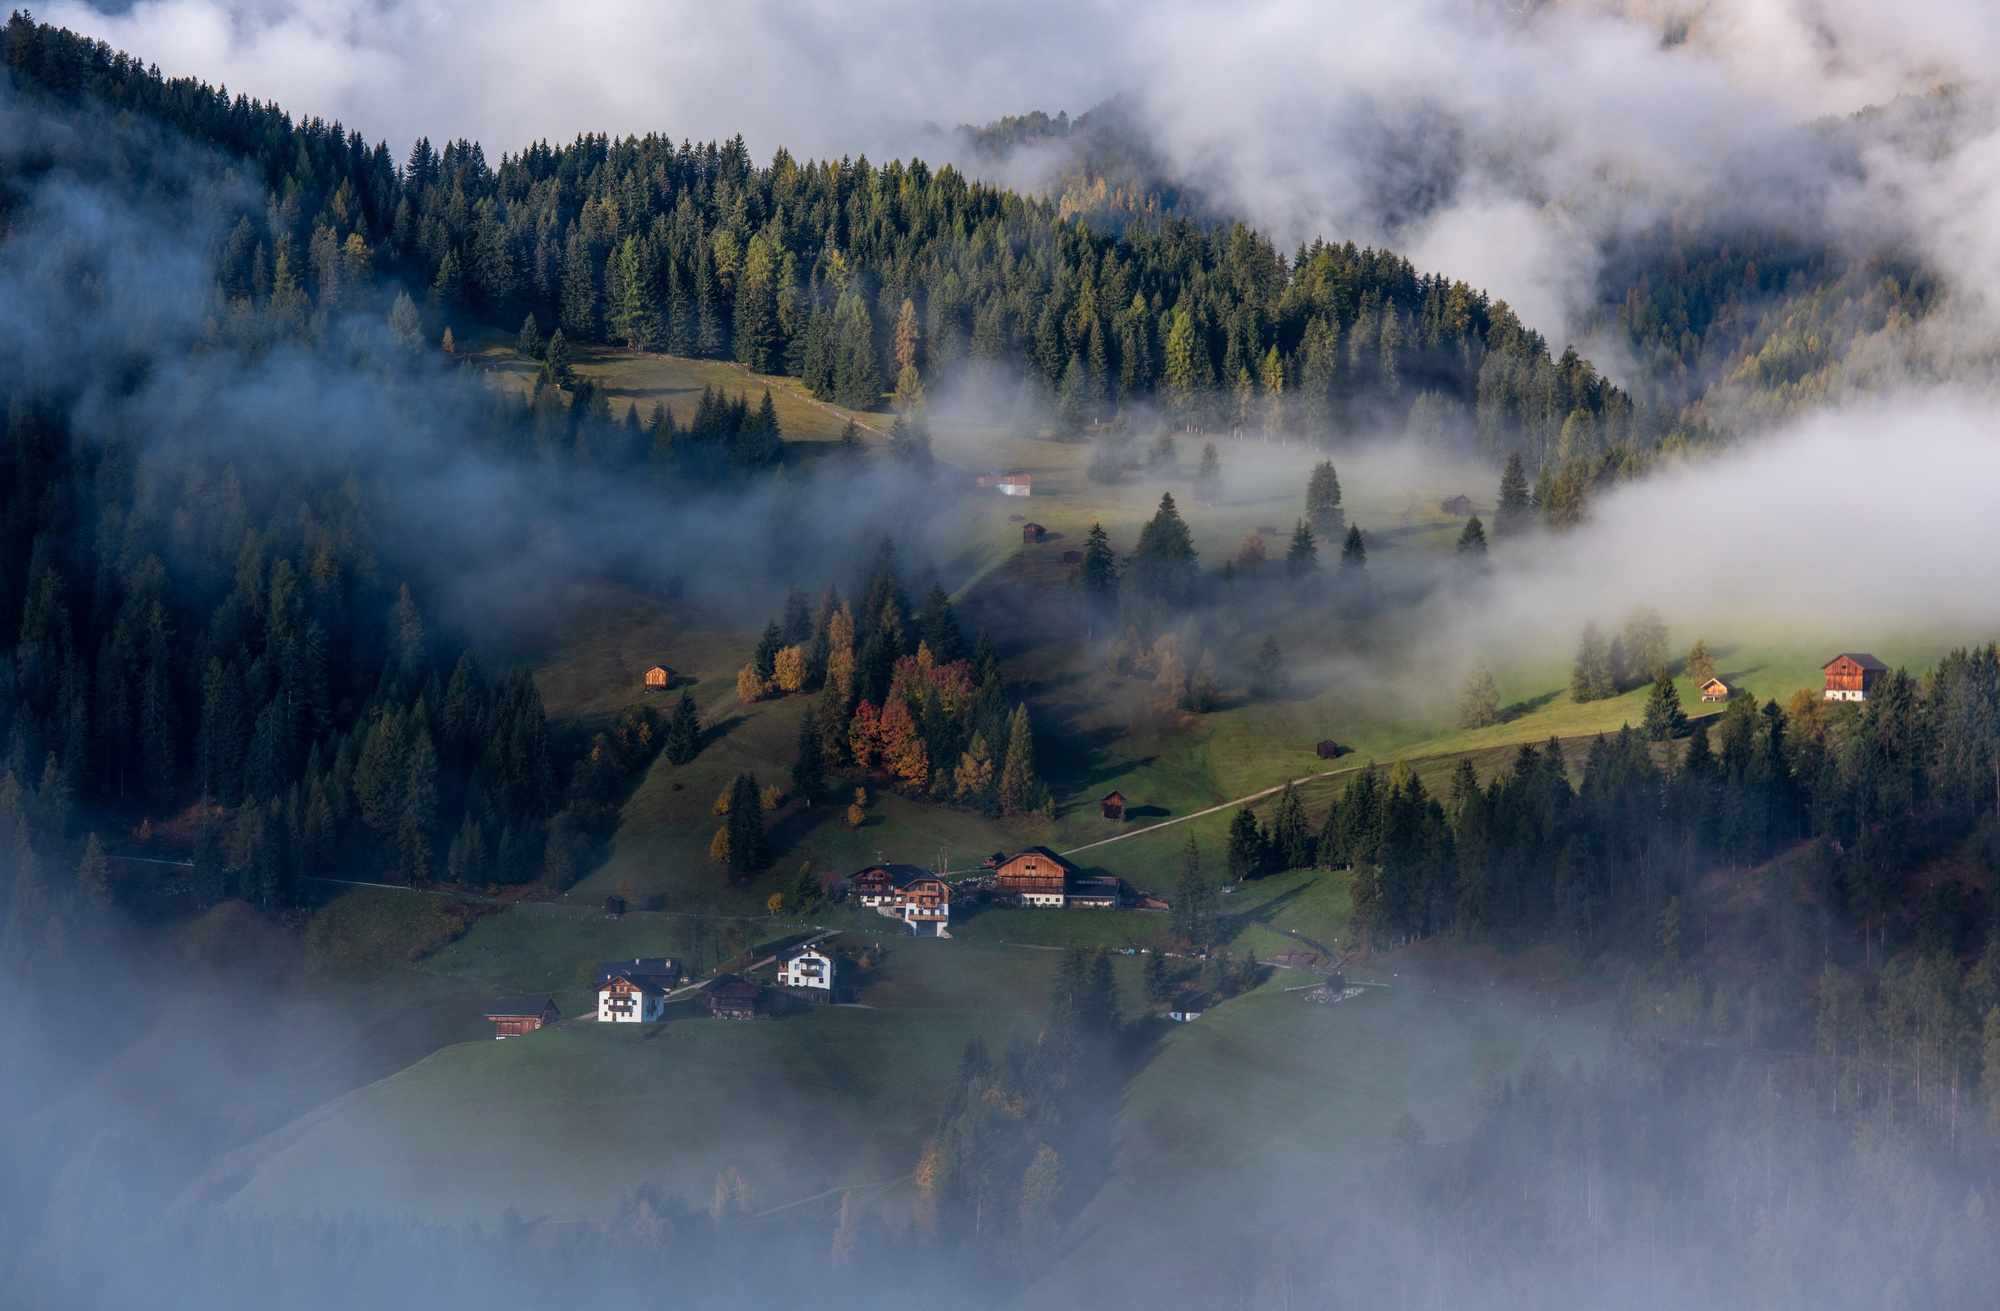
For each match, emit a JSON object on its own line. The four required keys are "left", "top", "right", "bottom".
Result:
{"left": 482, "top": 845, "right": 1142, "bottom": 1038}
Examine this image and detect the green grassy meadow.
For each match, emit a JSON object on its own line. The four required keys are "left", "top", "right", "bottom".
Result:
{"left": 212, "top": 340, "right": 1987, "bottom": 1276}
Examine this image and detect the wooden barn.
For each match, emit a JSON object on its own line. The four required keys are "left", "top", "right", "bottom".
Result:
{"left": 702, "top": 974, "right": 760, "bottom": 1020}
{"left": 1823, "top": 653, "right": 1888, "bottom": 702}
{"left": 1061, "top": 549, "right": 1082, "bottom": 565}
{"left": 644, "top": 665, "right": 675, "bottom": 692}
{"left": 603, "top": 893, "right": 626, "bottom": 919}
{"left": 1100, "top": 790, "right": 1127, "bottom": 820}
{"left": 992, "top": 847, "right": 1077, "bottom": 907}
{"left": 1699, "top": 677, "right": 1732, "bottom": 702}
{"left": 485, "top": 997, "right": 558, "bottom": 1039}
{"left": 1022, "top": 522, "right": 1046, "bottom": 543}
{"left": 1438, "top": 494, "right": 1473, "bottom": 516}
{"left": 1316, "top": 740, "right": 1345, "bottom": 760}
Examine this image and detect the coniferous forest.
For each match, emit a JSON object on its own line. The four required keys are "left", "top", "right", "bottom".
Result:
{"left": 3, "top": 10, "right": 2000, "bottom": 1311}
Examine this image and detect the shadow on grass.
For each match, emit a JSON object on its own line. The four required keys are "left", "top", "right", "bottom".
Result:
{"left": 1498, "top": 689, "right": 1561, "bottom": 723}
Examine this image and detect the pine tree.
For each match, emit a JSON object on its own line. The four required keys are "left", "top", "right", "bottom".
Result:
{"left": 792, "top": 713, "right": 825, "bottom": 802}
{"left": 1305, "top": 460, "right": 1344, "bottom": 540}
{"left": 1248, "top": 636, "right": 1289, "bottom": 700}
{"left": 1623, "top": 606, "right": 1670, "bottom": 681}
{"left": 754, "top": 621, "right": 784, "bottom": 680}
{"left": 1643, "top": 669, "right": 1688, "bottom": 741}
{"left": 1079, "top": 523, "right": 1119, "bottom": 631}
{"left": 1124, "top": 494, "right": 1199, "bottom": 620}
{"left": 1495, "top": 451, "right": 1532, "bottom": 537}
{"left": 545, "top": 328, "right": 575, "bottom": 388}
{"left": 1459, "top": 659, "right": 1500, "bottom": 729}
{"left": 388, "top": 292, "right": 424, "bottom": 354}
{"left": 76, "top": 832, "right": 112, "bottom": 907}
{"left": 782, "top": 585, "right": 813, "bottom": 645}
{"left": 1271, "top": 784, "right": 1312, "bottom": 870}
{"left": 1285, "top": 520, "right": 1318, "bottom": 577}
{"left": 397, "top": 724, "right": 439, "bottom": 884}
{"left": 996, "top": 704, "right": 1048, "bottom": 817}
{"left": 665, "top": 690, "right": 704, "bottom": 765}
{"left": 1456, "top": 515, "right": 1488, "bottom": 556}
{"left": 726, "top": 772, "right": 766, "bottom": 877}
{"left": 1171, "top": 832, "right": 1215, "bottom": 950}
{"left": 1571, "top": 623, "right": 1615, "bottom": 703}
{"left": 837, "top": 418, "right": 865, "bottom": 461}
{"left": 1227, "top": 806, "right": 1265, "bottom": 882}
{"left": 1192, "top": 442, "right": 1222, "bottom": 505}
{"left": 915, "top": 584, "right": 965, "bottom": 665}
{"left": 516, "top": 311, "right": 542, "bottom": 359}
{"left": 1340, "top": 525, "right": 1367, "bottom": 570}
{"left": 1143, "top": 951, "right": 1171, "bottom": 1004}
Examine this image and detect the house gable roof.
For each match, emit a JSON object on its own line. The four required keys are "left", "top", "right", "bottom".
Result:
{"left": 599, "top": 975, "right": 666, "bottom": 997}
{"left": 1002, "top": 846, "right": 1078, "bottom": 873}
{"left": 1700, "top": 677, "right": 1730, "bottom": 691}
{"left": 1824, "top": 653, "right": 1889, "bottom": 672}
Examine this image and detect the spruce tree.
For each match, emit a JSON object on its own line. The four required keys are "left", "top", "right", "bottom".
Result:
{"left": 388, "top": 292, "right": 424, "bottom": 354}
{"left": 792, "top": 712, "right": 825, "bottom": 802}
{"left": 726, "top": 772, "right": 766, "bottom": 877}
{"left": 1456, "top": 515, "right": 1488, "bottom": 556}
{"left": 915, "top": 584, "right": 965, "bottom": 665}
{"left": 1340, "top": 525, "right": 1367, "bottom": 570}
{"left": 1171, "top": 832, "right": 1214, "bottom": 950}
{"left": 1496, "top": 451, "right": 1531, "bottom": 537}
{"left": 665, "top": 690, "right": 704, "bottom": 765}
{"left": 1248, "top": 636, "right": 1290, "bottom": 700}
{"left": 1144, "top": 951, "right": 1171, "bottom": 1004}
{"left": 1079, "top": 523, "right": 1120, "bottom": 631}
{"left": 516, "top": 311, "right": 542, "bottom": 359}
{"left": 76, "top": 833, "right": 112, "bottom": 907}
{"left": 782, "top": 585, "right": 813, "bottom": 645}
{"left": 1124, "top": 494, "right": 1199, "bottom": 620}
{"left": 1193, "top": 442, "right": 1222, "bottom": 505}
{"left": 996, "top": 704, "right": 1047, "bottom": 817}
{"left": 837, "top": 418, "right": 865, "bottom": 461}
{"left": 1285, "top": 520, "right": 1318, "bottom": 577}
{"left": 1271, "top": 784, "right": 1312, "bottom": 870}
{"left": 1643, "top": 669, "right": 1688, "bottom": 741}
{"left": 1571, "top": 623, "right": 1615, "bottom": 703}
{"left": 1227, "top": 806, "right": 1266, "bottom": 882}
{"left": 545, "top": 328, "right": 575, "bottom": 388}
{"left": 1459, "top": 659, "right": 1500, "bottom": 729}
{"left": 1305, "top": 460, "right": 1344, "bottom": 539}
{"left": 754, "top": 621, "right": 783, "bottom": 680}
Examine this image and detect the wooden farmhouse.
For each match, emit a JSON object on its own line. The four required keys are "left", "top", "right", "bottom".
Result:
{"left": 702, "top": 974, "right": 760, "bottom": 1020}
{"left": 485, "top": 996, "right": 558, "bottom": 1039}
{"left": 999, "top": 474, "right": 1032, "bottom": 497}
{"left": 992, "top": 847, "right": 1077, "bottom": 907}
{"left": 1168, "top": 991, "right": 1212, "bottom": 1022}
{"left": 1100, "top": 790, "right": 1127, "bottom": 821}
{"left": 1438, "top": 494, "right": 1473, "bottom": 516}
{"left": 644, "top": 665, "right": 675, "bottom": 692}
{"left": 846, "top": 863, "right": 953, "bottom": 935}
{"left": 1823, "top": 653, "right": 1888, "bottom": 702}
{"left": 777, "top": 944, "right": 835, "bottom": 995}
{"left": 1699, "top": 677, "right": 1732, "bottom": 702}
{"left": 1022, "top": 522, "right": 1046, "bottom": 544}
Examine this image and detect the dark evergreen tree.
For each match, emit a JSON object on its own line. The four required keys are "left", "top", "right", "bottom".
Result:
{"left": 516, "top": 311, "right": 542, "bottom": 359}
{"left": 1192, "top": 442, "right": 1222, "bottom": 505}
{"left": 725, "top": 772, "right": 766, "bottom": 877}
{"left": 791, "top": 712, "right": 825, "bottom": 802}
{"left": 1456, "top": 515, "right": 1487, "bottom": 556}
{"left": 1305, "top": 460, "right": 1344, "bottom": 540}
{"left": 1495, "top": 451, "right": 1532, "bottom": 538}
{"left": 1226, "top": 805, "right": 1266, "bottom": 882}
{"left": 1247, "top": 636, "right": 1289, "bottom": 700}
{"left": 1340, "top": 525, "right": 1367, "bottom": 570}
{"left": 914, "top": 584, "right": 965, "bottom": 664}
{"left": 1643, "top": 669, "right": 1688, "bottom": 741}
{"left": 664, "top": 690, "right": 704, "bottom": 765}
{"left": 1285, "top": 520, "right": 1318, "bottom": 577}
{"left": 1079, "top": 523, "right": 1120, "bottom": 632}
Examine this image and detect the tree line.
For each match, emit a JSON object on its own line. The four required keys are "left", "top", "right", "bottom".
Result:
{"left": 4, "top": 13, "right": 1638, "bottom": 467}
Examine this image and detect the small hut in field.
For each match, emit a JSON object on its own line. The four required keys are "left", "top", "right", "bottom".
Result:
{"left": 1316, "top": 740, "right": 1344, "bottom": 760}
{"left": 644, "top": 665, "right": 675, "bottom": 692}
{"left": 1022, "top": 523, "right": 1046, "bottom": 544}
{"left": 1100, "top": 791, "right": 1127, "bottom": 821}
{"left": 1698, "top": 677, "right": 1731, "bottom": 702}
{"left": 1439, "top": 494, "right": 1473, "bottom": 516}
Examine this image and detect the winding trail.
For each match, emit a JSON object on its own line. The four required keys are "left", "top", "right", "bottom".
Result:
{"left": 1058, "top": 765, "right": 1360, "bottom": 858}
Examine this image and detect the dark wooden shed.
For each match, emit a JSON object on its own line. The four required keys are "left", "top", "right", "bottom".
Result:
{"left": 485, "top": 996, "right": 558, "bottom": 1039}
{"left": 603, "top": 894, "right": 627, "bottom": 919}
{"left": 1316, "top": 740, "right": 1344, "bottom": 760}
{"left": 1100, "top": 790, "right": 1127, "bottom": 820}
{"left": 1022, "top": 523, "right": 1046, "bottom": 544}
{"left": 1061, "top": 549, "right": 1082, "bottom": 564}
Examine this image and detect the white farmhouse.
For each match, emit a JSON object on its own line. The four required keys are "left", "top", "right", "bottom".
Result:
{"left": 598, "top": 973, "right": 668, "bottom": 1022}
{"left": 777, "top": 945, "right": 835, "bottom": 993}
{"left": 595, "top": 957, "right": 682, "bottom": 1023}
